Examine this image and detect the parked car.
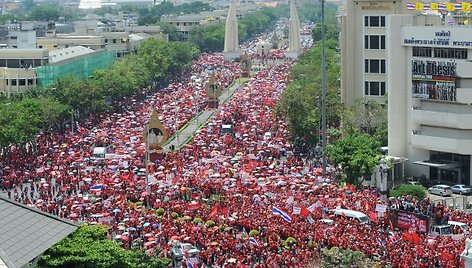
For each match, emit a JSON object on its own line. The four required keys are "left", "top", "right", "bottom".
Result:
{"left": 451, "top": 184, "right": 472, "bottom": 195}
{"left": 428, "top": 185, "right": 453, "bottom": 196}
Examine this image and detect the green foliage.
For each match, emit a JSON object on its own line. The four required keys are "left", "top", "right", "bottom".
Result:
{"left": 156, "top": 208, "right": 165, "bottom": 216}
{"left": 37, "top": 225, "right": 170, "bottom": 268}
{"left": 276, "top": 41, "right": 342, "bottom": 148}
{"left": 188, "top": 25, "right": 225, "bottom": 53}
{"left": 205, "top": 220, "right": 215, "bottom": 227}
{"left": 171, "top": 212, "right": 179, "bottom": 219}
{"left": 343, "top": 98, "right": 388, "bottom": 146}
{"left": 326, "top": 133, "right": 381, "bottom": 185}
{"left": 249, "top": 230, "right": 259, "bottom": 237}
{"left": 320, "top": 247, "right": 378, "bottom": 268}
{"left": 159, "top": 22, "right": 182, "bottom": 41}
{"left": 193, "top": 217, "right": 202, "bottom": 223}
{"left": 390, "top": 184, "right": 427, "bottom": 201}
{"left": 28, "top": 3, "right": 60, "bottom": 21}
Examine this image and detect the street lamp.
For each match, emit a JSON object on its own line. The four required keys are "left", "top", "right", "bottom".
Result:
{"left": 321, "top": 0, "right": 327, "bottom": 174}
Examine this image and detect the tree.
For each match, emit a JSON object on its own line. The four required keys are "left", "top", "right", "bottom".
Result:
{"left": 276, "top": 41, "right": 343, "bottom": 149}
{"left": 320, "top": 247, "right": 381, "bottom": 268}
{"left": 390, "top": 184, "right": 427, "bottom": 200}
{"left": 343, "top": 98, "right": 388, "bottom": 146}
{"left": 28, "top": 4, "right": 60, "bottom": 21}
{"left": 159, "top": 22, "right": 182, "bottom": 41}
{"left": 326, "top": 133, "right": 381, "bottom": 185}
{"left": 36, "top": 225, "right": 170, "bottom": 268}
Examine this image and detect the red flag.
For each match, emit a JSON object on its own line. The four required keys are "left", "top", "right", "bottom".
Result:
{"left": 221, "top": 207, "right": 229, "bottom": 216}
{"left": 300, "top": 206, "right": 311, "bottom": 217}
{"left": 412, "top": 232, "right": 421, "bottom": 244}
{"left": 346, "top": 184, "right": 357, "bottom": 193}
{"left": 209, "top": 206, "right": 218, "bottom": 218}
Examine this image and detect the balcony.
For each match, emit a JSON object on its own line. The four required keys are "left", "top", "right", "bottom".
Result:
{"left": 412, "top": 132, "right": 472, "bottom": 155}
{"left": 412, "top": 109, "right": 472, "bottom": 129}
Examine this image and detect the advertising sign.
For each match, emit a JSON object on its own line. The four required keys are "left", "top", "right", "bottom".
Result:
{"left": 411, "top": 59, "right": 457, "bottom": 101}
{"left": 389, "top": 210, "right": 430, "bottom": 233}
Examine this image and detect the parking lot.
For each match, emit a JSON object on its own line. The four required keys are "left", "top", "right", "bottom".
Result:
{"left": 427, "top": 192, "right": 472, "bottom": 211}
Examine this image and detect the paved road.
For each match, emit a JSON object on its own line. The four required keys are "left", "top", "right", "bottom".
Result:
{"left": 164, "top": 81, "right": 243, "bottom": 151}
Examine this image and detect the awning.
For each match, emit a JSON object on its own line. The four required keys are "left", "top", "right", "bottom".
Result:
{"left": 414, "top": 160, "right": 460, "bottom": 169}
{"left": 386, "top": 156, "right": 408, "bottom": 164}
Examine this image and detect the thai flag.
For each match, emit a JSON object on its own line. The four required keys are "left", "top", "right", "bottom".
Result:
{"left": 438, "top": 3, "right": 447, "bottom": 10}
{"left": 187, "top": 260, "right": 194, "bottom": 268}
{"left": 407, "top": 3, "right": 415, "bottom": 10}
{"left": 423, "top": 3, "right": 430, "bottom": 10}
{"left": 455, "top": 3, "right": 462, "bottom": 10}
{"left": 249, "top": 237, "right": 259, "bottom": 246}
{"left": 272, "top": 207, "right": 292, "bottom": 222}
{"left": 90, "top": 184, "right": 103, "bottom": 191}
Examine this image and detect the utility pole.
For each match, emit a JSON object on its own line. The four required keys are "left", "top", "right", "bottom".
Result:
{"left": 321, "top": 0, "right": 327, "bottom": 174}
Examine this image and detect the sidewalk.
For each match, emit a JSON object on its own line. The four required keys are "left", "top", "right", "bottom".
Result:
{"left": 164, "top": 80, "right": 244, "bottom": 150}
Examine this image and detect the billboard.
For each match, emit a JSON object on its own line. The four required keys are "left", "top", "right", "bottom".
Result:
{"left": 389, "top": 210, "right": 430, "bottom": 233}
{"left": 412, "top": 59, "right": 457, "bottom": 102}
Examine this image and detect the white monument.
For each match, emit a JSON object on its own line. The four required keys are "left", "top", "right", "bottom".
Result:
{"left": 223, "top": 2, "right": 241, "bottom": 60}
{"left": 256, "top": 40, "right": 270, "bottom": 56}
{"left": 461, "top": 238, "right": 472, "bottom": 268}
{"left": 286, "top": 0, "right": 301, "bottom": 59}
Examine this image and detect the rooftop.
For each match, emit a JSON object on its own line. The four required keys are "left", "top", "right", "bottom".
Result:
{"left": 49, "top": 46, "right": 97, "bottom": 63}
{"left": 0, "top": 196, "right": 78, "bottom": 268}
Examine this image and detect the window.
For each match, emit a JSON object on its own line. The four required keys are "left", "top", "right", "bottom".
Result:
{"left": 11, "top": 79, "right": 17, "bottom": 86}
{"left": 27, "top": 79, "right": 34, "bottom": 85}
{"left": 19, "top": 79, "right": 25, "bottom": 86}
{"left": 365, "top": 59, "right": 386, "bottom": 73}
{"left": 365, "top": 81, "right": 386, "bottom": 96}
{"left": 112, "top": 39, "right": 116, "bottom": 44}
{"left": 365, "top": 35, "right": 385, "bottom": 49}
{"left": 364, "top": 16, "right": 386, "bottom": 27}
{"left": 433, "top": 48, "right": 468, "bottom": 59}
{"left": 413, "top": 47, "right": 432, "bottom": 57}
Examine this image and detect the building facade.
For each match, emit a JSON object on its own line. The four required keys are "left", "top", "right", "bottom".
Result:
{"left": 387, "top": 14, "right": 472, "bottom": 186}
{"left": 339, "top": 0, "right": 409, "bottom": 107}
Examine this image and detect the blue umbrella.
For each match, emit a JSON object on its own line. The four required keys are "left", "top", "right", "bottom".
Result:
{"left": 143, "top": 222, "right": 151, "bottom": 227}
{"left": 152, "top": 223, "right": 159, "bottom": 228}
{"left": 128, "top": 227, "right": 136, "bottom": 231}
{"left": 113, "top": 208, "right": 121, "bottom": 213}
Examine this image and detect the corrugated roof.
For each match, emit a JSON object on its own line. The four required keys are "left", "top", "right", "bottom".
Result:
{"left": 0, "top": 196, "right": 78, "bottom": 268}
{"left": 49, "top": 46, "right": 96, "bottom": 63}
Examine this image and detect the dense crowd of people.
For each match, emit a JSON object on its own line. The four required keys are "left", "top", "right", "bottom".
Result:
{"left": 1, "top": 45, "right": 471, "bottom": 267}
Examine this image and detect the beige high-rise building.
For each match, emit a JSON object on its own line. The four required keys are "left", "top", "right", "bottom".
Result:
{"left": 339, "top": 0, "right": 411, "bottom": 107}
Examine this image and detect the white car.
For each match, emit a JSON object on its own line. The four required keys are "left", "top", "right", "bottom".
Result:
{"left": 451, "top": 184, "right": 472, "bottom": 195}
{"left": 428, "top": 184, "right": 453, "bottom": 197}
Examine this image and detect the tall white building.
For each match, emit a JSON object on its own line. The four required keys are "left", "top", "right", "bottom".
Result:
{"left": 339, "top": 0, "right": 410, "bottom": 107}
{"left": 387, "top": 13, "right": 472, "bottom": 185}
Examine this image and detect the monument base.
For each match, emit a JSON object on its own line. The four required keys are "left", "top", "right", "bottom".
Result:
{"left": 207, "top": 99, "right": 219, "bottom": 109}
{"left": 223, "top": 51, "right": 241, "bottom": 61}
{"left": 285, "top": 51, "right": 301, "bottom": 59}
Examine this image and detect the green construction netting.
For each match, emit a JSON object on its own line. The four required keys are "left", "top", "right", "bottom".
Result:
{"left": 37, "top": 50, "right": 116, "bottom": 88}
